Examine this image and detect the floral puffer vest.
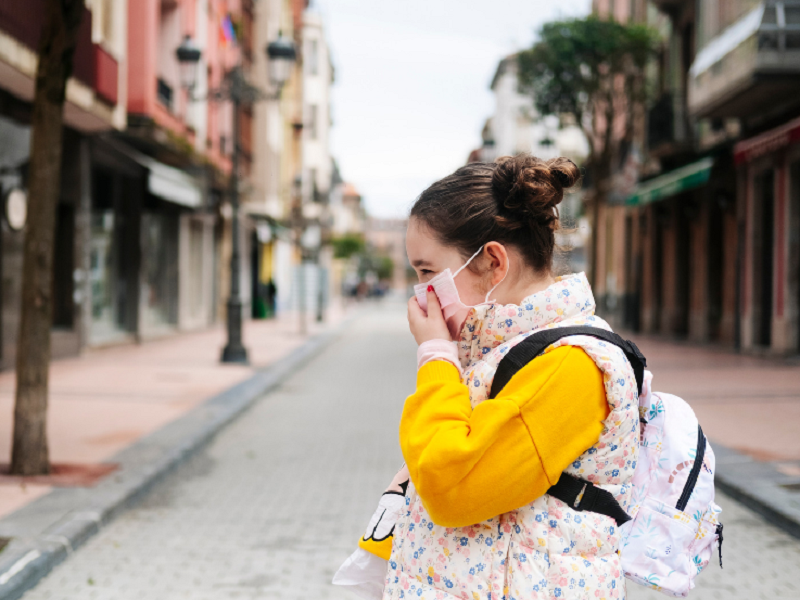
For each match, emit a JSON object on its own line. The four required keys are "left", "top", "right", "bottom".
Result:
{"left": 383, "top": 273, "right": 640, "bottom": 600}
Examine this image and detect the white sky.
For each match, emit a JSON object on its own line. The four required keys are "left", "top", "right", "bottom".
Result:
{"left": 312, "top": 0, "right": 593, "bottom": 218}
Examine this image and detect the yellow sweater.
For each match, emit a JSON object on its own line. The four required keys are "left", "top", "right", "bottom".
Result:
{"left": 400, "top": 345, "right": 608, "bottom": 528}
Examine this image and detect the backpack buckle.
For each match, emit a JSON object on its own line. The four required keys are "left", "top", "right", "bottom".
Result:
{"left": 574, "top": 482, "right": 598, "bottom": 512}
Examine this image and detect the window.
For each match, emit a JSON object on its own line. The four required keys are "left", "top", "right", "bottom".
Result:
{"left": 308, "top": 39, "right": 319, "bottom": 75}
{"left": 308, "top": 104, "right": 318, "bottom": 140}
{"left": 157, "top": 78, "right": 173, "bottom": 111}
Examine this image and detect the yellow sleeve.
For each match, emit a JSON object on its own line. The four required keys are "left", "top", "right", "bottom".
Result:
{"left": 400, "top": 346, "right": 607, "bottom": 528}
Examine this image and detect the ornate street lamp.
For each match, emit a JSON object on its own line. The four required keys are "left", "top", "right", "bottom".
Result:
{"left": 177, "top": 33, "right": 296, "bottom": 364}
{"left": 266, "top": 33, "right": 297, "bottom": 89}
{"left": 176, "top": 35, "right": 202, "bottom": 91}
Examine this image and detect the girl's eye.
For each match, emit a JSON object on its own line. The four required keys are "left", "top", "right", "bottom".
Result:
{"left": 420, "top": 269, "right": 433, "bottom": 275}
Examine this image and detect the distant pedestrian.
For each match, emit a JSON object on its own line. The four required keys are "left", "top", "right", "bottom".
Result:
{"left": 335, "top": 154, "right": 638, "bottom": 599}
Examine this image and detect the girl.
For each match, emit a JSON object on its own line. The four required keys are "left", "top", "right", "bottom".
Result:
{"left": 337, "top": 154, "right": 639, "bottom": 600}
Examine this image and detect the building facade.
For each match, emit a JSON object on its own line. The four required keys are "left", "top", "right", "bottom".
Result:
{"left": 0, "top": 0, "right": 129, "bottom": 367}
{"left": 594, "top": 0, "right": 800, "bottom": 355}
{"left": 0, "top": 0, "right": 339, "bottom": 371}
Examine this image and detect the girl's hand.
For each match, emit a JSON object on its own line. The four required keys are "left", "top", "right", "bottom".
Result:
{"left": 408, "top": 286, "right": 452, "bottom": 345}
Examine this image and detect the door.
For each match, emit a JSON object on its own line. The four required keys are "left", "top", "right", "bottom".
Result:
{"left": 753, "top": 170, "right": 775, "bottom": 348}
{"left": 707, "top": 196, "right": 724, "bottom": 341}
{"left": 89, "top": 169, "right": 135, "bottom": 344}
{"left": 790, "top": 162, "right": 800, "bottom": 352}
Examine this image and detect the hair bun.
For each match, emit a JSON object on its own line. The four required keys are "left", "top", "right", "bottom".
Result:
{"left": 491, "top": 154, "right": 579, "bottom": 231}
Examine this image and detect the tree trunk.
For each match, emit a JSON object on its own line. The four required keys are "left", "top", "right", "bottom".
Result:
{"left": 10, "top": 0, "right": 85, "bottom": 476}
{"left": 588, "top": 161, "right": 611, "bottom": 292}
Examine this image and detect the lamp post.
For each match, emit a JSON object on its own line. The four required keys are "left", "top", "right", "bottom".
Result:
{"left": 177, "top": 32, "right": 296, "bottom": 364}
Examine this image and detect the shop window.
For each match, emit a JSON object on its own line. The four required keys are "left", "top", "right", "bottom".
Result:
{"left": 188, "top": 220, "right": 205, "bottom": 321}
{"left": 90, "top": 169, "right": 131, "bottom": 341}
{"left": 142, "top": 211, "right": 179, "bottom": 329}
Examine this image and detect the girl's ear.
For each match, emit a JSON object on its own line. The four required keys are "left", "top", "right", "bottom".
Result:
{"left": 483, "top": 242, "right": 509, "bottom": 285}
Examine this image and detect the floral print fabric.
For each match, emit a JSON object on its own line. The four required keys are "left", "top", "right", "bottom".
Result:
{"left": 619, "top": 373, "right": 722, "bottom": 597}
{"left": 383, "top": 273, "right": 640, "bottom": 600}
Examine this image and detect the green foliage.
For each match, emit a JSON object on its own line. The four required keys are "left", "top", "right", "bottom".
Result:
{"left": 331, "top": 234, "right": 365, "bottom": 259}
{"left": 358, "top": 253, "right": 394, "bottom": 281}
{"left": 518, "top": 16, "right": 658, "bottom": 123}
{"left": 375, "top": 255, "right": 394, "bottom": 281}
{"left": 517, "top": 16, "right": 659, "bottom": 194}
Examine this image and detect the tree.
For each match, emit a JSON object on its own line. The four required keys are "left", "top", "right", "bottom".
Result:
{"left": 517, "top": 16, "right": 658, "bottom": 287}
{"left": 331, "top": 233, "right": 366, "bottom": 259}
{"left": 11, "top": 0, "right": 86, "bottom": 476}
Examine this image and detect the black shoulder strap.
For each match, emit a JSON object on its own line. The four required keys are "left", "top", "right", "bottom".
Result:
{"left": 488, "top": 326, "right": 647, "bottom": 400}
{"left": 548, "top": 472, "right": 632, "bottom": 526}
{"left": 487, "top": 325, "right": 646, "bottom": 526}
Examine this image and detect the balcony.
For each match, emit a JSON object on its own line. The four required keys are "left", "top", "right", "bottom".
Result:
{"left": 688, "top": 1, "right": 800, "bottom": 119}
{"left": 0, "top": 2, "right": 94, "bottom": 87}
{"left": 649, "top": 0, "right": 692, "bottom": 10}
{"left": 0, "top": 2, "right": 120, "bottom": 115}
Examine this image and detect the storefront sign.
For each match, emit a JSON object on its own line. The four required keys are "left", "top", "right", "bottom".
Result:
{"left": 4, "top": 187, "right": 27, "bottom": 230}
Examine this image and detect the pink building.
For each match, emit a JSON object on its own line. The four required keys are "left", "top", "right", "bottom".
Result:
{"left": 0, "top": 0, "right": 311, "bottom": 370}
{"left": 126, "top": 0, "right": 255, "bottom": 174}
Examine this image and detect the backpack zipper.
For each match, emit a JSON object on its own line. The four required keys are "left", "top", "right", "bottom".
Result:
{"left": 676, "top": 425, "right": 706, "bottom": 511}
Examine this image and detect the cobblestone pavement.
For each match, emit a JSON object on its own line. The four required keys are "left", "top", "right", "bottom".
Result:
{"left": 20, "top": 305, "right": 800, "bottom": 600}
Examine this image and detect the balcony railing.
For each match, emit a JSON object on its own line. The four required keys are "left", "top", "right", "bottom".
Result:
{"left": 688, "top": 1, "right": 800, "bottom": 118}
{"left": 759, "top": 1, "right": 800, "bottom": 49}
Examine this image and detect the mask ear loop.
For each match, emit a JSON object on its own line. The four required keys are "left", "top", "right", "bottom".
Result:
{"left": 452, "top": 245, "right": 485, "bottom": 278}
{"left": 484, "top": 270, "right": 508, "bottom": 303}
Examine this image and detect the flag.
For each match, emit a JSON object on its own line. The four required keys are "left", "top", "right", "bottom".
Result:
{"left": 219, "top": 13, "right": 236, "bottom": 47}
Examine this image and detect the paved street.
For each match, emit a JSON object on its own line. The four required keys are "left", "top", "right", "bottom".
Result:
{"left": 19, "top": 305, "right": 800, "bottom": 600}
{"left": 0, "top": 307, "right": 345, "bottom": 520}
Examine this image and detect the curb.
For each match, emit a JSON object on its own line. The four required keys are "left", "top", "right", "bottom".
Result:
{"left": 0, "top": 322, "right": 347, "bottom": 600}
{"left": 712, "top": 443, "right": 800, "bottom": 540}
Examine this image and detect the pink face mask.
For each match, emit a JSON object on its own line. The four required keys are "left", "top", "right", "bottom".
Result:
{"left": 413, "top": 245, "right": 507, "bottom": 339}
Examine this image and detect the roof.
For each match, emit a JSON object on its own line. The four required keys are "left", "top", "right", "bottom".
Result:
{"left": 490, "top": 54, "right": 517, "bottom": 91}
{"left": 342, "top": 182, "right": 360, "bottom": 198}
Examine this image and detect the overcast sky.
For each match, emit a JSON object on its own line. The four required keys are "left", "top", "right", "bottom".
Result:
{"left": 312, "top": 0, "right": 592, "bottom": 218}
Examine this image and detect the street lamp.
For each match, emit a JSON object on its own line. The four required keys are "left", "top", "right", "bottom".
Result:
{"left": 176, "top": 35, "right": 202, "bottom": 91}
{"left": 177, "top": 33, "right": 296, "bottom": 364}
{"left": 266, "top": 33, "right": 297, "bottom": 89}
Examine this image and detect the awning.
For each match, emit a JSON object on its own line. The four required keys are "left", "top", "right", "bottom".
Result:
{"left": 734, "top": 115, "right": 800, "bottom": 164}
{"left": 137, "top": 155, "right": 202, "bottom": 208}
{"left": 626, "top": 158, "right": 714, "bottom": 206}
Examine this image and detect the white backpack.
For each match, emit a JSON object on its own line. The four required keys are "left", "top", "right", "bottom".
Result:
{"left": 489, "top": 327, "right": 723, "bottom": 597}
{"left": 619, "top": 370, "right": 723, "bottom": 597}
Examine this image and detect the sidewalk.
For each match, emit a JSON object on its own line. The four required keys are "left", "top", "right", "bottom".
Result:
{"left": 0, "top": 305, "right": 347, "bottom": 520}
{"left": 627, "top": 335, "right": 800, "bottom": 463}
{"left": 627, "top": 333, "right": 800, "bottom": 535}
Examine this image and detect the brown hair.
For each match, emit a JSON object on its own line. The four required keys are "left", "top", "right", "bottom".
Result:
{"left": 410, "top": 154, "right": 580, "bottom": 273}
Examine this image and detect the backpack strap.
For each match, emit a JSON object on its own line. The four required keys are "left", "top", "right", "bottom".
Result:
{"left": 547, "top": 472, "right": 632, "bottom": 526}
{"left": 488, "top": 326, "right": 647, "bottom": 400}
{"left": 487, "top": 325, "right": 647, "bottom": 526}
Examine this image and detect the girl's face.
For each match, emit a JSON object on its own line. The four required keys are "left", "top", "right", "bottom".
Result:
{"left": 406, "top": 217, "right": 494, "bottom": 307}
